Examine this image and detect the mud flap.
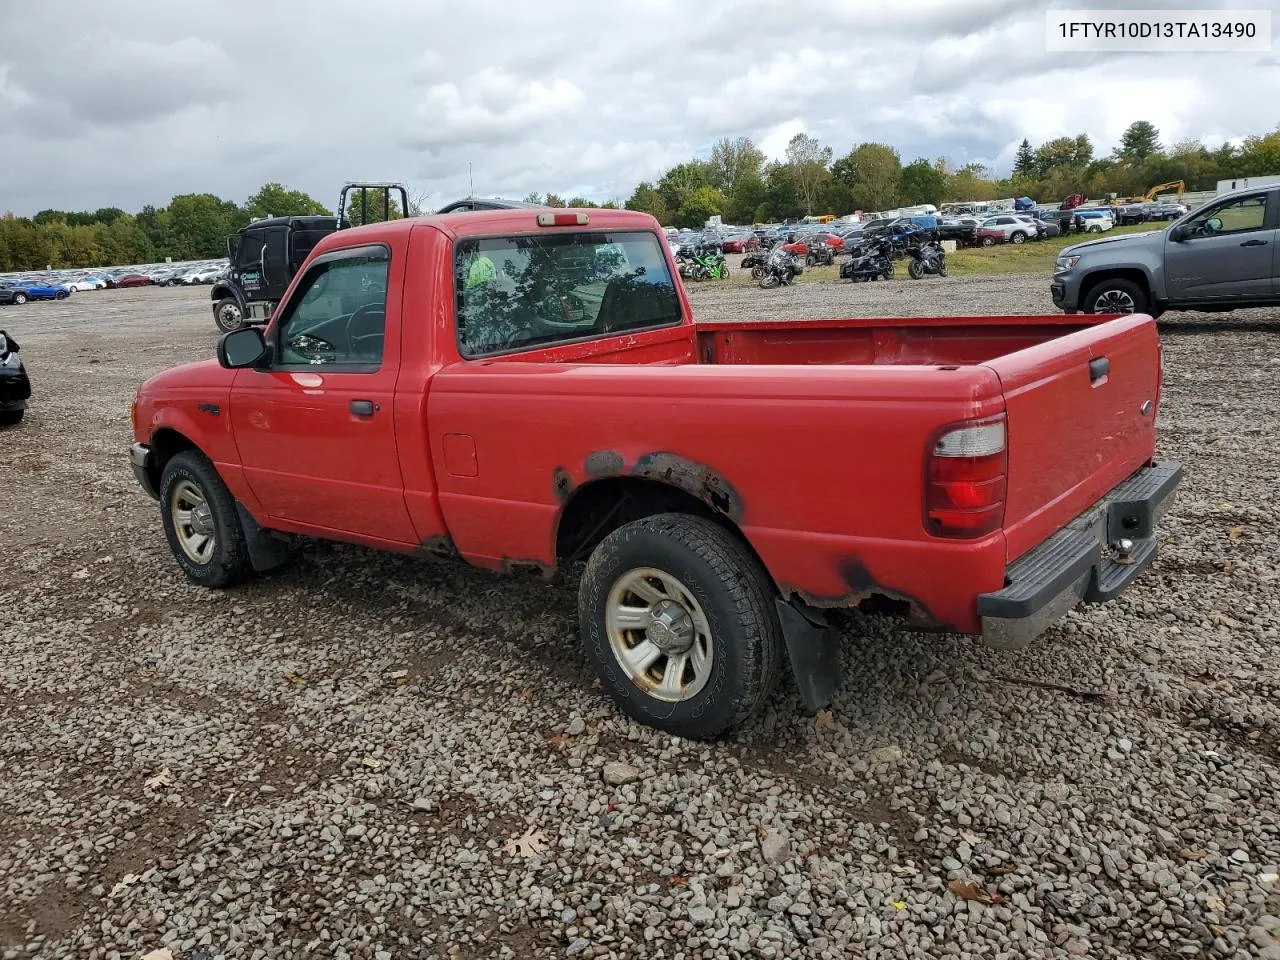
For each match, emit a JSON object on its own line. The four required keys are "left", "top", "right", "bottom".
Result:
{"left": 775, "top": 597, "right": 842, "bottom": 712}
{"left": 235, "top": 502, "right": 291, "bottom": 573}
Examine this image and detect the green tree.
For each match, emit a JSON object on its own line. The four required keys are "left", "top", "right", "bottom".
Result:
{"left": 708, "top": 136, "right": 765, "bottom": 194}
{"left": 1113, "top": 121, "right": 1162, "bottom": 164}
{"left": 245, "top": 182, "right": 330, "bottom": 220}
{"left": 785, "top": 133, "right": 833, "bottom": 214}
{"left": 678, "top": 186, "right": 725, "bottom": 228}
{"left": 899, "top": 158, "right": 946, "bottom": 206}
{"left": 760, "top": 162, "right": 802, "bottom": 221}
{"left": 1034, "top": 136, "right": 1092, "bottom": 177}
{"left": 166, "top": 193, "right": 237, "bottom": 259}
{"left": 1013, "top": 139, "right": 1036, "bottom": 176}
{"left": 656, "top": 162, "right": 713, "bottom": 221}
{"left": 726, "top": 171, "right": 769, "bottom": 224}
{"left": 1239, "top": 127, "right": 1280, "bottom": 176}
{"left": 625, "top": 181, "right": 671, "bottom": 224}
{"left": 832, "top": 143, "right": 901, "bottom": 212}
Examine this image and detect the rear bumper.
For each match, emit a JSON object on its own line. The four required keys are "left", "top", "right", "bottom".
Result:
{"left": 0, "top": 368, "right": 31, "bottom": 409}
{"left": 977, "top": 460, "right": 1182, "bottom": 649}
{"left": 130, "top": 442, "right": 159, "bottom": 500}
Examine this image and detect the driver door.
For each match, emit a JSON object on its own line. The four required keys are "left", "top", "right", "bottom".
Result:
{"left": 229, "top": 242, "right": 418, "bottom": 545}
{"left": 1164, "top": 192, "right": 1276, "bottom": 302}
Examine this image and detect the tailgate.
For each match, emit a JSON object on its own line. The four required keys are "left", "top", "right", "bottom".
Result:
{"left": 983, "top": 314, "right": 1160, "bottom": 562}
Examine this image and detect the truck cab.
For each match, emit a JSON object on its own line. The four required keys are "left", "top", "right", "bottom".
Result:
{"left": 211, "top": 216, "right": 338, "bottom": 331}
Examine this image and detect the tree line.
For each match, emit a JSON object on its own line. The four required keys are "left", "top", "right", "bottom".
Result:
{"left": 622, "top": 121, "right": 1280, "bottom": 228}
{"left": 0, "top": 183, "right": 330, "bottom": 273}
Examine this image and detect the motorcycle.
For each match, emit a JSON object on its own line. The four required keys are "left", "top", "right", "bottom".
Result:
{"left": 676, "top": 242, "right": 729, "bottom": 281}
{"left": 905, "top": 240, "right": 947, "bottom": 279}
{"left": 758, "top": 244, "right": 803, "bottom": 288}
{"left": 839, "top": 237, "right": 894, "bottom": 282}
{"left": 802, "top": 239, "right": 835, "bottom": 267}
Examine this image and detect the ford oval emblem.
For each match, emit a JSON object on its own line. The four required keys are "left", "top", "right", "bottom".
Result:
{"left": 1140, "top": 400, "right": 1153, "bottom": 416}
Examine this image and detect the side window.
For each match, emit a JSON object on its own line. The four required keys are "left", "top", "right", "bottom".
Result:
{"left": 236, "top": 231, "right": 265, "bottom": 269}
{"left": 274, "top": 248, "right": 389, "bottom": 368}
{"left": 1195, "top": 194, "right": 1268, "bottom": 235}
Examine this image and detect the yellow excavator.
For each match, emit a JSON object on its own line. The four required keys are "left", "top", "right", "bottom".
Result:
{"left": 1113, "top": 180, "right": 1186, "bottom": 205}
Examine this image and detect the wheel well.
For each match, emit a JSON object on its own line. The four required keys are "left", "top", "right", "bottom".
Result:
{"left": 147, "top": 428, "right": 199, "bottom": 490}
{"left": 1080, "top": 268, "right": 1150, "bottom": 305}
{"left": 555, "top": 477, "right": 766, "bottom": 572}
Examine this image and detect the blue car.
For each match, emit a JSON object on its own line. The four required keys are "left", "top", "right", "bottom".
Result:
{"left": 14, "top": 281, "right": 71, "bottom": 301}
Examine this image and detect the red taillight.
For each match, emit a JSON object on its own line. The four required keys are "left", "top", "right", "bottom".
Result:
{"left": 537, "top": 212, "right": 590, "bottom": 227}
{"left": 925, "top": 415, "right": 1007, "bottom": 539}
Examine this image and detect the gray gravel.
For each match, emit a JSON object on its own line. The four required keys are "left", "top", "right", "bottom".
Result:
{"left": 2, "top": 283, "right": 1279, "bottom": 959}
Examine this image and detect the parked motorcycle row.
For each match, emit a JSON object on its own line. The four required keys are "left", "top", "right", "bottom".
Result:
{"left": 745, "top": 231, "right": 947, "bottom": 290}
{"left": 673, "top": 241, "right": 730, "bottom": 281}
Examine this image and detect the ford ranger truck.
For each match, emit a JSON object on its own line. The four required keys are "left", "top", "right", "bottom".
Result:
{"left": 128, "top": 208, "right": 1182, "bottom": 739}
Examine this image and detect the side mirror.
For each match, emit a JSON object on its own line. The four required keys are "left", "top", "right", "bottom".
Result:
{"left": 1170, "top": 225, "right": 1188, "bottom": 242}
{"left": 217, "top": 327, "right": 268, "bottom": 369}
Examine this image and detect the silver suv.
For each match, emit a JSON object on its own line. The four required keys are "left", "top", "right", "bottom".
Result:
{"left": 1051, "top": 185, "right": 1279, "bottom": 315}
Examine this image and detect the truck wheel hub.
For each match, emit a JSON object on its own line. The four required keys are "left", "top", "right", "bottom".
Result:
{"left": 190, "top": 505, "right": 214, "bottom": 536}
{"left": 648, "top": 600, "right": 694, "bottom": 654}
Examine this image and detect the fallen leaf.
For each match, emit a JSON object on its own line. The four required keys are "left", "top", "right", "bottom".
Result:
{"left": 144, "top": 769, "right": 172, "bottom": 791}
{"left": 670, "top": 875, "right": 689, "bottom": 887}
{"left": 1179, "top": 847, "right": 1209, "bottom": 861}
{"left": 285, "top": 672, "right": 307, "bottom": 686}
{"left": 502, "top": 828, "right": 548, "bottom": 858}
{"left": 520, "top": 687, "right": 535, "bottom": 701}
{"left": 109, "top": 873, "right": 140, "bottom": 897}
{"left": 961, "top": 833, "right": 984, "bottom": 845}
{"left": 1205, "top": 895, "right": 1226, "bottom": 912}
{"left": 386, "top": 669, "right": 409, "bottom": 680}
{"left": 986, "top": 864, "right": 1018, "bottom": 876}
{"left": 546, "top": 734, "right": 570, "bottom": 750}
{"left": 947, "top": 879, "right": 999, "bottom": 904}
{"left": 1228, "top": 526, "right": 1245, "bottom": 540}
{"left": 814, "top": 709, "right": 834, "bottom": 726}
{"left": 139, "top": 950, "right": 174, "bottom": 960}
{"left": 361, "top": 756, "right": 381, "bottom": 770}
{"left": 1218, "top": 501, "right": 1235, "bottom": 510}
{"left": 892, "top": 900, "right": 907, "bottom": 910}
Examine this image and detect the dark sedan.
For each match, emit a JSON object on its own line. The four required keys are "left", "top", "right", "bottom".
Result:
{"left": 113, "top": 274, "right": 154, "bottom": 288}
{"left": 0, "top": 329, "right": 31, "bottom": 426}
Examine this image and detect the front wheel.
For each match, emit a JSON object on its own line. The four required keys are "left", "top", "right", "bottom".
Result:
{"left": 55, "top": 291, "right": 69, "bottom": 300}
{"left": 578, "top": 513, "right": 784, "bottom": 739}
{"left": 907, "top": 259, "right": 924, "bottom": 279}
{"left": 883, "top": 263, "right": 894, "bottom": 280}
{"left": 1083, "top": 278, "right": 1148, "bottom": 315}
{"left": 981, "top": 237, "right": 995, "bottom": 247}
{"left": 0, "top": 409, "right": 23, "bottom": 427}
{"left": 759, "top": 272, "right": 780, "bottom": 289}
{"left": 1010, "top": 232, "right": 1027, "bottom": 244}
{"left": 938, "top": 262, "right": 948, "bottom": 277}
{"left": 159, "top": 451, "right": 256, "bottom": 588}
{"left": 13, "top": 294, "right": 26, "bottom": 305}
{"left": 213, "top": 298, "right": 244, "bottom": 332}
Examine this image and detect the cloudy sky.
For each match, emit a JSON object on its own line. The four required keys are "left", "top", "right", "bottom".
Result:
{"left": 1, "top": 0, "right": 1276, "bottom": 216}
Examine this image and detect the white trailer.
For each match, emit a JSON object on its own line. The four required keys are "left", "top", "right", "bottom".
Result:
{"left": 1217, "top": 176, "right": 1280, "bottom": 195}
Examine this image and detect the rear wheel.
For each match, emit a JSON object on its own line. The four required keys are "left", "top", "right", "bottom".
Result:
{"left": 213, "top": 298, "right": 244, "bottom": 332}
{"left": 981, "top": 237, "right": 995, "bottom": 247}
{"left": 938, "top": 262, "right": 948, "bottom": 277}
{"left": 759, "top": 272, "right": 780, "bottom": 289}
{"left": 55, "top": 290, "right": 69, "bottom": 299}
{"left": 907, "top": 259, "right": 924, "bottom": 279}
{"left": 13, "top": 293, "right": 26, "bottom": 305}
{"left": 578, "top": 513, "right": 784, "bottom": 739}
{"left": 1011, "top": 231, "right": 1027, "bottom": 244}
{"left": 1083, "top": 278, "right": 1148, "bottom": 315}
{"left": 159, "top": 451, "right": 255, "bottom": 588}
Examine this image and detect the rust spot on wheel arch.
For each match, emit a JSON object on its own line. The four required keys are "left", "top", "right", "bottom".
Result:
{"left": 780, "top": 558, "right": 951, "bottom": 631}
{"left": 420, "top": 534, "right": 461, "bottom": 561}
{"left": 585, "top": 450, "right": 624, "bottom": 478}
{"left": 630, "top": 451, "right": 743, "bottom": 521}
{"left": 552, "top": 466, "right": 573, "bottom": 504}
{"left": 501, "top": 557, "right": 555, "bottom": 579}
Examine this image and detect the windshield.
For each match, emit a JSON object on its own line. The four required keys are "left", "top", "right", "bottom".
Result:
{"left": 454, "top": 230, "right": 681, "bottom": 358}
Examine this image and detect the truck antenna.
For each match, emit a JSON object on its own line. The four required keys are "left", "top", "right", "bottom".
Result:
{"left": 469, "top": 162, "right": 474, "bottom": 198}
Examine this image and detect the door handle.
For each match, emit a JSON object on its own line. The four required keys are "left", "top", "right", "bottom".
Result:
{"left": 1240, "top": 238, "right": 1268, "bottom": 247}
{"left": 1089, "top": 356, "right": 1110, "bottom": 383}
{"left": 349, "top": 399, "right": 376, "bottom": 416}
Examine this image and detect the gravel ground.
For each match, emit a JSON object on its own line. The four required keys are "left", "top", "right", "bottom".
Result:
{"left": 2, "top": 281, "right": 1279, "bottom": 960}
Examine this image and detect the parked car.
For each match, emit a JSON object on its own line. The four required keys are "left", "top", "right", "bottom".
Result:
{"left": 13, "top": 281, "right": 71, "bottom": 301}
{"left": 974, "top": 215, "right": 1038, "bottom": 246}
{"left": 114, "top": 274, "right": 154, "bottom": 288}
{"left": 1147, "top": 202, "right": 1189, "bottom": 221}
{"left": 1073, "top": 210, "right": 1115, "bottom": 233}
{"left": 129, "top": 207, "right": 1180, "bottom": 739}
{"left": 1052, "top": 184, "right": 1280, "bottom": 315}
{"left": 0, "top": 283, "right": 31, "bottom": 305}
{"left": 720, "top": 233, "right": 760, "bottom": 254}
{"left": 0, "top": 329, "right": 30, "bottom": 426}
{"left": 68, "top": 275, "right": 107, "bottom": 292}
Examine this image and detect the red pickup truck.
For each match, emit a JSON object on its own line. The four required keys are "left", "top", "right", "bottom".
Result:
{"left": 129, "top": 208, "right": 1181, "bottom": 739}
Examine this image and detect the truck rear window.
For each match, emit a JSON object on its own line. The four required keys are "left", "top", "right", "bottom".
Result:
{"left": 454, "top": 231, "right": 681, "bottom": 357}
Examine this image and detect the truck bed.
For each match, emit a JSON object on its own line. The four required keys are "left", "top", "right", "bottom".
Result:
{"left": 693, "top": 315, "right": 1095, "bottom": 367}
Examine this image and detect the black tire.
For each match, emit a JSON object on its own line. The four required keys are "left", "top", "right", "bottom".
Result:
{"left": 13, "top": 293, "right": 26, "bottom": 304}
{"left": 158, "top": 451, "right": 255, "bottom": 588}
{"left": 805, "top": 254, "right": 816, "bottom": 267}
{"left": 981, "top": 237, "right": 995, "bottom": 247}
{"left": 1082, "top": 278, "right": 1148, "bottom": 315}
{"left": 883, "top": 263, "right": 894, "bottom": 280}
{"left": 1010, "top": 232, "right": 1027, "bottom": 244}
{"left": 0, "top": 409, "right": 23, "bottom": 426}
{"left": 759, "top": 273, "right": 779, "bottom": 289}
{"left": 938, "top": 262, "right": 948, "bottom": 277}
{"left": 578, "top": 513, "right": 784, "bottom": 739}
{"left": 213, "top": 297, "right": 244, "bottom": 333}
{"left": 55, "top": 290, "right": 69, "bottom": 300}
{"left": 907, "top": 259, "right": 924, "bottom": 279}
